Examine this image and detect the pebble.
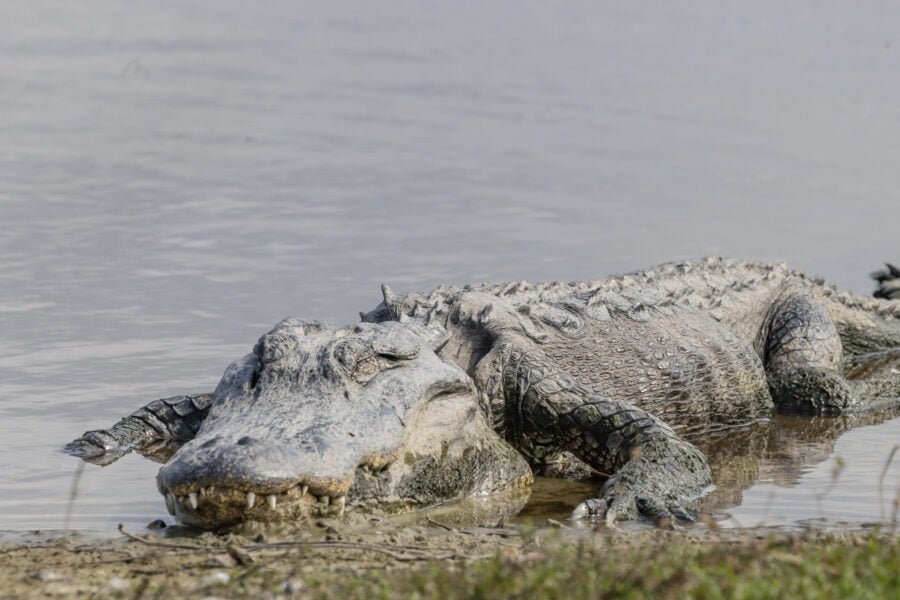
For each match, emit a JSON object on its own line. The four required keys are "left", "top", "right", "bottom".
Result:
{"left": 107, "top": 577, "right": 129, "bottom": 592}
{"left": 284, "top": 578, "right": 304, "bottom": 595}
{"left": 201, "top": 572, "right": 230, "bottom": 586}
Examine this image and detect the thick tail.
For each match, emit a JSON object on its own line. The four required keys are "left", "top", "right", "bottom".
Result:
{"left": 823, "top": 265, "right": 900, "bottom": 381}
{"left": 872, "top": 263, "right": 900, "bottom": 300}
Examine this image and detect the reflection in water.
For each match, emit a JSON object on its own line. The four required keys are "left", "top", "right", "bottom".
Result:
{"left": 696, "top": 407, "right": 899, "bottom": 523}
{"left": 517, "top": 407, "right": 899, "bottom": 527}
{"left": 520, "top": 355, "right": 900, "bottom": 527}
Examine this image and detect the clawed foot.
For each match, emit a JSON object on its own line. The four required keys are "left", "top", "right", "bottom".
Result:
{"left": 570, "top": 437, "right": 711, "bottom": 528}
{"left": 64, "top": 430, "right": 118, "bottom": 458}
{"left": 65, "top": 431, "right": 177, "bottom": 465}
{"left": 570, "top": 486, "right": 696, "bottom": 528}
{"left": 63, "top": 431, "right": 132, "bottom": 466}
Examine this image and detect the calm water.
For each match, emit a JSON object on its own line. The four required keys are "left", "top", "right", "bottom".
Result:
{"left": 1, "top": 1, "right": 898, "bottom": 535}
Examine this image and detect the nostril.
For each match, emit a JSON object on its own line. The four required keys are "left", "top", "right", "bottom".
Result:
{"left": 237, "top": 436, "right": 254, "bottom": 446}
{"left": 200, "top": 438, "right": 218, "bottom": 449}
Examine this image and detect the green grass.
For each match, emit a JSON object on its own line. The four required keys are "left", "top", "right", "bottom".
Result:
{"left": 18, "top": 529, "right": 893, "bottom": 598}
{"left": 200, "top": 533, "right": 898, "bottom": 599}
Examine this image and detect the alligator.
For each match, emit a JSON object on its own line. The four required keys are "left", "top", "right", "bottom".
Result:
{"left": 66, "top": 258, "right": 900, "bottom": 529}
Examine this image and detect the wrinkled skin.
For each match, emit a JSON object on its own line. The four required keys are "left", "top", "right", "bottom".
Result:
{"left": 71, "top": 319, "right": 530, "bottom": 528}
{"left": 67, "top": 258, "right": 900, "bottom": 528}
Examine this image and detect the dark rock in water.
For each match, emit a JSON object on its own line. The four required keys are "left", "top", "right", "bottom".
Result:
{"left": 872, "top": 263, "right": 900, "bottom": 300}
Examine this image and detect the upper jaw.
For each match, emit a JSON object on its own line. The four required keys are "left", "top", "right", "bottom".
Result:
{"left": 155, "top": 427, "right": 406, "bottom": 527}
{"left": 157, "top": 457, "right": 399, "bottom": 527}
{"left": 159, "top": 479, "right": 351, "bottom": 527}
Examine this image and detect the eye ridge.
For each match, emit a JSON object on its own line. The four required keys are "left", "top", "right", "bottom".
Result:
{"left": 350, "top": 354, "right": 410, "bottom": 385}
{"left": 348, "top": 354, "right": 379, "bottom": 383}
{"left": 374, "top": 351, "right": 409, "bottom": 362}
{"left": 371, "top": 340, "right": 419, "bottom": 361}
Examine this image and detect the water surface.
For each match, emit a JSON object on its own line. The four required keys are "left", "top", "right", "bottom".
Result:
{"left": 1, "top": 1, "right": 898, "bottom": 535}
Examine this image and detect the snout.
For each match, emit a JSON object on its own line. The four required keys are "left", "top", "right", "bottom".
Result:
{"left": 153, "top": 319, "right": 487, "bottom": 528}
{"left": 157, "top": 433, "right": 358, "bottom": 527}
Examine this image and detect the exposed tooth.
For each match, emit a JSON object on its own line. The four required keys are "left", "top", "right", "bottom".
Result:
{"left": 267, "top": 494, "right": 277, "bottom": 510}
{"left": 318, "top": 495, "right": 330, "bottom": 506}
{"left": 300, "top": 485, "right": 308, "bottom": 497}
{"left": 165, "top": 493, "right": 176, "bottom": 516}
{"left": 246, "top": 492, "right": 256, "bottom": 509}
{"left": 188, "top": 492, "right": 198, "bottom": 510}
{"left": 334, "top": 496, "right": 346, "bottom": 516}
{"left": 208, "top": 486, "right": 215, "bottom": 495}
{"left": 199, "top": 488, "right": 206, "bottom": 497}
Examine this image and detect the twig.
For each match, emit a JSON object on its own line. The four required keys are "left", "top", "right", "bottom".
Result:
{"left": 458, "top": 527, "right": 521, "bottom": 538}
{"left": 116, "top": 525, "right": 484, "bottom": 563}
{"left": 63, "top": 462, "right": 85, "bottom": 531}
{"left": 0, "top": 544, "right": 59, "bottom": 556}
{"left": 816, "top": 456, "right": 845, "bottom": 519}
{"left": 891, "top": 490, "right": 898, "bottom": 535}
{"left": 425, "top": 515, "right": 455, "bottom": 531}
{"left": 246, "top": 540, "right": 453, "bottom": 561}
{"left": 117, "top": 524, "right": 207, "bottom": 551}
{"left": 878, "top": 444, "right": 898, "bottom": 523}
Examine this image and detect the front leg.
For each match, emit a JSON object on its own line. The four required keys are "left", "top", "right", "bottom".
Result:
{"left": 479, "top": 338, "right": 711, "bottom": 525}
{"left": 65, "top": 393, "right": 212, "bottom": 464}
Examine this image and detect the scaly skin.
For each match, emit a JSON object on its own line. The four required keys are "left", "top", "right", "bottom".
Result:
{"left": 67, "top": 258, "right": 900, "bottom": 528}
{"left": 65, "top": 394, "right": 213, "bottom": 466}
{"left": 365, "top": 258, "right": 900, "bottom": 523}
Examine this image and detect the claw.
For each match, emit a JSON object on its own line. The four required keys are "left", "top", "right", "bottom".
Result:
{"left": 669, "top": 505, "right": 696, "bottom": 523}
{"left": 600, "top": 476, "right": 619, "bottom": 496}
{"left": 570, "top": 502, "right": 590, "bottom": 520}
{"left": 570, "top": 498, "right": 607, "bottom": 521}
{"left": 604, "top": 490, "right": 638, "bottom": 524}
{"left": 633, "top": 497, "right": 695, "bottom": 528}
{"left": 636, "top": 497, "right": 669, "bottom": 520}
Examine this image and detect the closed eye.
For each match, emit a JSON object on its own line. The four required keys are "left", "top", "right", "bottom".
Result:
{"left": 351, "top": 353, "right": 411, "bottom": 385}
{"left": 426, "top": 379, "right": 474, "bottom": 399}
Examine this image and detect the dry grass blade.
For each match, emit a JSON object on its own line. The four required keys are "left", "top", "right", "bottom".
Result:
{"left": 878, "top": 444, "right": 898, "bottom": 523}
{"left": 63, "top": 462, "right": 85, "bottom": 532}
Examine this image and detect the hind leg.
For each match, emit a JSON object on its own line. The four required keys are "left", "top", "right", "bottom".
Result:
{"left": 764, "top": 294, "right": 900, "bottom": 413}
{"left": 764, "top": 294, "right": 858, "bottom": 414}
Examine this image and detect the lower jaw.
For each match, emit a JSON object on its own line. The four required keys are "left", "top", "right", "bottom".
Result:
{"left": 165, "top": 488, "right": 484, "bottom": 529}
{"left": 163, "top": 476, "right": 537, "bottom": 529}
{"left": 165, "top": 484, "right": 348, "bottom": 529}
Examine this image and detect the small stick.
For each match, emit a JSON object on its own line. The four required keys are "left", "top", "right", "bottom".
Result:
{"left": 118, "top": 524, "right": 206, "bottom": 551}
{"left": 63, "top": 462, "right": 85, "bottom": 531}
{"left": 425, "top": 515, "right": 455, "bottom": 531}
{"left": 878, "top": 444, "right": 898, "bottom": 523}
{"left": 117, "top": 524, "right": 481, "bottom": 563}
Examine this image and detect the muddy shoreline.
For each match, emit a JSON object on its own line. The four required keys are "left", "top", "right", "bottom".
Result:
{"left": 3, "top": 514, "right": 896, "bottom": 599}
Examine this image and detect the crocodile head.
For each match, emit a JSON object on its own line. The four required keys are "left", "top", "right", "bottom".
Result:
{"left": 157, "top": 318, "right": 531, "bottom": 528}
